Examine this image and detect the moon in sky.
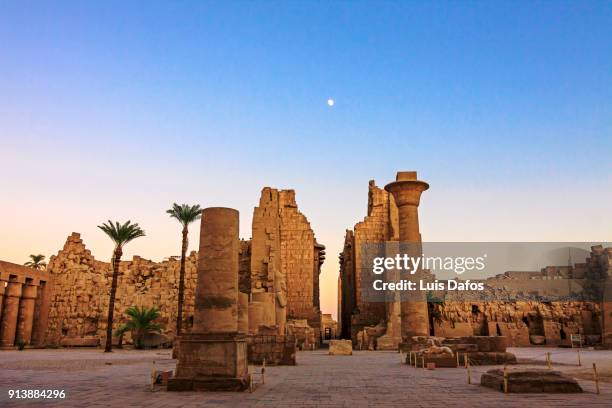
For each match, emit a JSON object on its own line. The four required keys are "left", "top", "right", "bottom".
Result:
{"left": 327, "top": 98, "right": 335, "bottom": 107}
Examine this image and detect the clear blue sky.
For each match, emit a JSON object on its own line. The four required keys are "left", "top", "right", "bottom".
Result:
{"left": 1, "top": 1, "right": 611, "bottom": 316}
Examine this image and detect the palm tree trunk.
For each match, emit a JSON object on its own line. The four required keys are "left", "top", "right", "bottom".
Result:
{"left": 104, "top": 248, "right": 122, "bottom": 352}
{"left": 176, "top": 226, "right": 188, "bottom": 336}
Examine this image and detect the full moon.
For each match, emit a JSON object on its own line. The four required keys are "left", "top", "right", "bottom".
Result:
{"left": 327, "top": 98, "right": 335, "bottom": 107}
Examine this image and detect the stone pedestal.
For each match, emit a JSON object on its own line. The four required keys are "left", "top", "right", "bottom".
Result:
{"left": 16, "top": 283, "right": 37, "bottom": 345}
{"left": 385, "top": 171, "right": 430, "bottom": 341}
{"left": 168, "top": 207, "right": 249, "bottom": 392}
{"left": 169, "top": 333, "right": 248, "bottom": 391}
{"left": 0, "top": 281, "right": 22, "bottom": 348}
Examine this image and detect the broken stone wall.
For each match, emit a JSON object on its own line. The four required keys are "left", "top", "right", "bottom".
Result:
{"left": 279, "top": 190, "right": 321, "bottom": 341}
{"left": 44, "top": 187, "right": 325, "bottom": 348}
{"left": 45, "top": 233, "right": 197, "bottom": 346}
{"left": 338, "top": 179, "right": 612, "bottom": 348}
{"left": 349, "top": 181, "right": 394, "bottom": 341}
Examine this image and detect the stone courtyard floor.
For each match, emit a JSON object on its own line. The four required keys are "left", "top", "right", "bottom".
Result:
{"left": 1, "top": 347, "right": 612, "bottom": 407}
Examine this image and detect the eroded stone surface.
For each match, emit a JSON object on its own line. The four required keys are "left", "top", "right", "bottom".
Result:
{"left": 5, "top": 186, "right": 325, "bottom": 351}
{"left": 329, "top": 339, "right": 353, "bottom": 355}
{"left": 339, "top": 176, "right": 612, "bottom": 350}
{"left": 169, "top": 207, "right": 249, "bottom": 392}
{"left": 481, "top": 369, "right": 583, "bottom": 393}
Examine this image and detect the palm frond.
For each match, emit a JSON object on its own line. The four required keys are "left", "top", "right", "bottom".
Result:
{"left": 115, "top": 306, "right": 164, "bottom": 338}
{"left": 24, "top": 254, "right": 47, "bottom": 270}
{"left": 166, "top": 203, "right": 202, "bottom": 227}
{"left": 97, "top": 220, "right": 145, "bottom": 248}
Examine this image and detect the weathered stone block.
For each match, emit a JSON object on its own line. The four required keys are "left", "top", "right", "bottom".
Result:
{"left": 329, "top": 339, "right": 352, "bottom": 355}
{"left": 169, "top": 333, "right": 249, "bottom": 391}
{"left": 469, "top": 351, "right": 517, "bottom": 365}
{"left": 481, "top": 369, "right": 583, "bottom": 393}
{"left": 422, "top": 355, "right": 458, "bottom": 367}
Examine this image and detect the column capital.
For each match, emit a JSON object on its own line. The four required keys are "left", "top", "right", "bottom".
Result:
{"left": 21, "top": 283, "right": 38, "bottom": 300}
{"left": 4, "top": 281, "right": 23, "bottom": 298}
{"left": 384, "top": 171, "right": 429, "bottom": 207}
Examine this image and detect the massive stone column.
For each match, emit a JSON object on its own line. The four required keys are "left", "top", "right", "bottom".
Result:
{"left": 385, "top": 171, "right": 430, "bottom": 341}
{"left": 193, "top": 207, "right": 240, "bottom": 332}
{"left": 169, "top": 207, "right": 249, "bottom": 392}
{"left": 15, "top": 281, "right": 38, "bottom": 345}
{"left": 31, "top": 280, "right": 50, "bottom": 347}
{"left": 0, "top": 280, "right": 23, "bottom": 348}
{"left": 376, "top": 242, "right": 403, "bottom": 350}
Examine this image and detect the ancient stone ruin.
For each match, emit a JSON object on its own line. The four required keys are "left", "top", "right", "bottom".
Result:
{"left": 244, "top": 188, "right": 326, "bottom": 358}
{"left": 329, "top": 339, "right": 352, "bottom": 355}
{"left": 0, "top": 261, "right": 51, "bottom": 349}
{"left": 168, "top": 207, "right": 249, "bottom": 391}
{"left": 2, "top": 172, "right": 612, "bottom": 363}
{"left": 0, "top": 187, "right": 326, "bottom": 360}
{"left": 338, "top": 172, "right": 612, "bottom": 351}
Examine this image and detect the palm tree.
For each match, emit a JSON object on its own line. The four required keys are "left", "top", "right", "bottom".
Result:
{"left": 24, "top": 254, "right": 47, "bottom": 270}
{"left": 115, "top": 306, "right": 163, "bottom": 349}
{"left": 166, "top": 203, "right": 201, "bottom": 336}
{"left": 98, "top": 220, "right": 145, "bottom": 352}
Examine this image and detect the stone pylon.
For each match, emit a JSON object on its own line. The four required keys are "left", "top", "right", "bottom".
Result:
{"left": 168, "top": 207, "right": 249, "bottom": 392}
{"left": 385, "top": 171, "right": 430, "bottom": 341}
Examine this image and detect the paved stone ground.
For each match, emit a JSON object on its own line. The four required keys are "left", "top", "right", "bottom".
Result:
{"left": 0, "top": 347, "right": 611, "bottom": 407}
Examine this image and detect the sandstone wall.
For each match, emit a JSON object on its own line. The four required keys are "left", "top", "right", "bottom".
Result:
{"left": 338, "top": 180, "right": 612, "bottom": 348}
{"left": 247, "top": 187, "right": 323, "bottom": 340}
{"left": 278, "top": 190, "right": 321, "bottom": 332}
{"left": 42, "top": 187, "right": 324, "bottom": 348}
{"left": 250, "top": 187, "right": 281, "bottom": 295}
{"left": 341, "top": 240, "right": 611, "bottom": 347}
{"left": 430, "top": 300, "right": 601, "bottom": 346}
{"left": 45, "top": 233, "right": 197, "bottom": 346}
{"left": 349, "top": 181, "right": 395, "bottom": 340}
